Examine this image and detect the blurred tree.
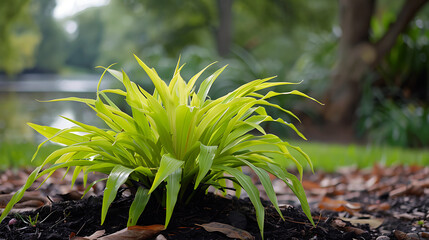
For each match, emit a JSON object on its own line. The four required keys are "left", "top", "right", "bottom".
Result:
{"left": 216, "top": 0, "right": 232, "bottom": 56}
{"left": 31, "top": 0, "right": 69, "bottom": 73}
{"left": 66, "top": 7, "right": 104, "bottom": 69}
{"left": 323, "top": 0, "right": 428, "bottom": 124}
{"left": 0, "top": 0, "right": 40, "bottom": 75}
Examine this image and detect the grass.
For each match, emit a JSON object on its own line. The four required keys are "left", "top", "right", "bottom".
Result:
{"left": 1, "top": 140, "right": 428, "bottom": 172}
{"left": 291, "top": 140, "right": 429, "bottom": 172}
{"left": 0, "top": 142, "right": 61, "bottom": 170}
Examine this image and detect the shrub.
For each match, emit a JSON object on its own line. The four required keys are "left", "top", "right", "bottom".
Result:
{"left": 0, "top": 55, "right": 319, "bottom": 237}
{"left": 358, "top": 100, "right": 429, "bottom": 148}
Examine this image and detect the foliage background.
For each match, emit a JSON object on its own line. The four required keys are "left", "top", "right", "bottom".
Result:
{"left": 0, "top": 0, "right": 428, "bottom": 155}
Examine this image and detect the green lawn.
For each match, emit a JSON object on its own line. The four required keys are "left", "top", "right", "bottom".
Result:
{"left": 1, "top": 140, "right": 428, "bottom": 172}
{"left": 291, "top": 140, "right": 429, "bottom": 172}
{"left": 0, "top": 142, "right": 61, "bottom": 170}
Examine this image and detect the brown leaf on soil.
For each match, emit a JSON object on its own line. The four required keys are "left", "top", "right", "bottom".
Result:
{"left": 196, "top": 222, "right": 254, "bottom": 240}
{"left": 367, "top": 202, "right": 391, "bottom": 212}
{"left": 330, "top": 219, "right": 367, "bottom": 235}
{"left": 318, "top": 196, "right": 361, "bottom": 214}
{"left": 70, "top": 230, "right": 105, "bottom": 240}
{"left": 394, "top": 213, "right": 418, "bottom": 220}
{"left": 390, "top": 185, "right": 424, "bottom": 198}
{"left": 302, "top": 180, "right": 321, "bottom": 190}
{"left": 0, "top": 191, "right": 47, "bottom": 208}
{"left": 14, "top": 199, "right": 45, "bottom": 208}
{"left": 371, "top": 163, "right": 384, "bottom": 178}
{"left": 320, "top": 177, "right": 342, "bottom": 188}
{"left": 420, "top": 232, "right": 429, "bottom": 239}
{"left": 58, "top": 190, "right": 84, "bottom": 201}
{"left": 394, "top": 230, "right": 409, "bottom": 240}
{"left": 0, "top": 182, "right": 14, "bottom": 194}
{"left": 331, "top": 219, "right": 346, "bottom": 228}
{"left": 343, "top": 226, "right": 367, "bottom": 235}
{"left": 364, "top": 176, "right": 379, "bottom": 189}
{"left": 339, "top": 217, "right": 384, "bottom": 229}
{"left": 71, "top": 226, "right": 165, "bottom": 240}
{"left": 98, "top": 225, "right": 165, "bottom": 240}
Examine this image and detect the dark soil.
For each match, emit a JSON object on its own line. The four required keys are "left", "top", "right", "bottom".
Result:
{"left": 0, "top": 190, "right": 368, "bottom": 240}
{"left": 1, "top": 165, "right": 428, "bottom": 239}
{"left": 0, "top": 193, "right": 338, "bottom": 240}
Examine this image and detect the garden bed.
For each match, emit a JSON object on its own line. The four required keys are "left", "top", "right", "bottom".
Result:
{"left": 1, "top": 165, "right": 428, "bottom": 239}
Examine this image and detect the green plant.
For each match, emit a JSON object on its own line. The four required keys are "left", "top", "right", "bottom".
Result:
{"left": 0, "top": 55, "right": 319, "bottom": 237}
{"left": 15, "top": 213, "right": 39, "bottom": 227}
{"left": 357, "top": 16, "right": 429, "bottom": 148}
{"left": 358, "top": 99, "right": 429, "bottom": 148}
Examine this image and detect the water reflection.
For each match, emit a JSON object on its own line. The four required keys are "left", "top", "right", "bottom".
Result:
{"left": 0, "top": 75, "right": 109, "bottom": 144}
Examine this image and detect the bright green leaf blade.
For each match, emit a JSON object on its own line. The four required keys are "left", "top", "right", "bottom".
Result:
{"left": 197, "top": 65, "right": 227, "bottom": 106}
{"left": 0, "top": 166, "right": 42, "bottom": 223}
{"left": 165, "top": 169, "right": 181, "bottom": 227}
{"left": 194, "top": 143, "right": 217, "bottom": 189}
{"left": 187, "top": 62, "right": 216, "bottom": 93}
{"left": 240, "top": 159, "right": 283, "bottom": 220}
{"left": 127, "top": 187, "right": 151, "bottom": 227}
{"left": 106, "top": 68, "right": 123, "bottom": 82}
{"left": 28, "top": 123, "right": 89, "bottom": 146}
{"left": 133, "top": 54, "right": 172, "bottom": 107}
{"left": 101, "top": 165, "right": 134, "bottom": 225}
{"left": 149, "top": 155, "right": 184, "bottom": 194}
{"left": 82, "top": 177, "right": 107, "bottom": 197}
{"left": 268, "top": 163, "right": 314, "bottom": 225}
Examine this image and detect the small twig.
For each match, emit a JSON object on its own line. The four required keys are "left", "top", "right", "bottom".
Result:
{"left": 39, "top": 209, "right": 56, "bottom": 224}
{"left": 47, "top": 195, "right": 54, "bottom": 204}
{"left": 283, "top": 216, "right": 312, "bottom": 226}
{"left": 75, "top": 221, "right": 86, "bottom": 236}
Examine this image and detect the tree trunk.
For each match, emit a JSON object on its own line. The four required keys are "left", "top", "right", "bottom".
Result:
{"left": 323, "top": 0, "right": 428, "bottom": 125}
{"left": 323, "top": 0, "right": 375, "bottom": 124}
{"left": 216, "top": 0, "right": 233, "bottom": 57}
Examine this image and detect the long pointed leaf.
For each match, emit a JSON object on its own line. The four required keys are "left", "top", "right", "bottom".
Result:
{"left": 194, "top": 143, "right": 217, "bottom": 189}
{"left": 165, "top": 169, "right": 181, "bottom": 227}
{"left": 127, "top": 187, "right": 151, "bottom": 227}
{"left": 149, "top": 155, "right": 184, "bottom": 194}
{"left": 0, "top": 166, "right": 42, "bottom": 223}
{"left": 101, "top": 165, "right": 135, "bottom": 225}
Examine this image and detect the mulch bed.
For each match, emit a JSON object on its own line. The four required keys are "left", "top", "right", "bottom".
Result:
{"left": 0, "top": 165, "right": 428, "bottom": 240}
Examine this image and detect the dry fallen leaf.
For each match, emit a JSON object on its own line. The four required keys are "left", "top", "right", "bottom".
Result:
{"left": 58, "top": 190, "right": 84, "bottom": 201}
{"left": 330, "top": 219, "right": 368, "bottom": 235}
{"left": 339, "top": 217, "right": 384, "bottom": 229}
{"left": 367, "top": 202, "right": 391, "bottom": 212}
{"left": 302, "top": 180, "right": 321, "bottom": 190}
{"left": 394, "top": 230, "right": 409, "bottom": 240}
{"left": 0, "top": 191, "right": 47, "bottom": 208}
{"left": 390, "top": 185, "right": 424, "bottom": 197}
{"left": 343, "top": 226, "right": 367, "bottom": 235}
{"left": 197, "top": 222, "right": 254, "bottom": 240}
{"left": 318, "top": 196, "right": 361, "bottom": 214}
{"left": 394, "top": 213, "right": 418, "bottom": 221}
{"left": 70, "top": 230, "right": 105, "bottom": 240}
{"left": 99, "top": 225, "right": 165, "bottom": 240}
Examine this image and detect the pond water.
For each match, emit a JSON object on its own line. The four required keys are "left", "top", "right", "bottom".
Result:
{"left": 0, "top": 74, "right": 113, "bottom": 143}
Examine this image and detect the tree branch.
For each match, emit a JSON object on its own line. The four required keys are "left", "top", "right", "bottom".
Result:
{"left": 374, "top": 0, "right": 428, "bottom": 65}
{"left": 216, "top": 0, "right": 233, "bottom": 57}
